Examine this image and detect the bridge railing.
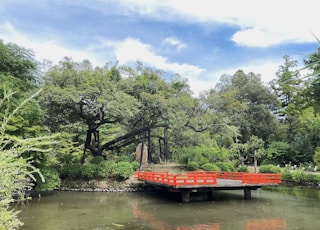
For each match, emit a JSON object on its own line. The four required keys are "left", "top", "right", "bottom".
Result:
{"left": 134, "top": 171, "right": 217, "bottom": 186}
{"left": 241, "top": 173, "right": 282, "bottom": 184}
{"left": 187, "top": 171, "right": 243, "bottom": 180}
{"left": 187, "top": 171, "right": 281, "bottom": 184}
{"left": 134, "top": 171, "right": 281, "bottom": 186}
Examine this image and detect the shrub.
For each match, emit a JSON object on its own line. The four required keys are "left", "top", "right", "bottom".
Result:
{"left": 61, "top": 163, "right": 97, "bottom": 179}
{"left": 113, "top": 162, "right": 133, "bottom": 180}
{"left": 63, "top": 163, "right": 82, "bottom": 178}
{"left": 259, "top": 164, "right": 281, "bottom": 173}
{"left": 114, "top": 155, "right": 131, "bottom": 163}
{"left": 195, "top": 156, "right": 210, "bottom": 166}
{"left": 131, "top": 161, "right": 140, "bottom": 171}
{"left": 187, "top": 161, "right": 200, "bottom": 171}
{"left": 201, "top": 163, "right": 220, "bottom": 171}
{"left": 96, "top": 161, "right": 116, "bottom": 178}
{"left": 80, "top": 164, "right": 97, "bottom": 180}
{"left": 281, "top": 169, "right": 292, "bottom": 181}
{"left": 215, "top": 162, "right": 234, "bottom": 172}
{"left": 35, "top": 168, "right": 61, "bottom": 192}
{"left": 89, "top": 156, "right": 105, "bottom": 164}
{"left": 281, "top": 169, "right": 320, "bottom": 184}
{"left": 238, "top": 166, "right": 249, "bottom": 172}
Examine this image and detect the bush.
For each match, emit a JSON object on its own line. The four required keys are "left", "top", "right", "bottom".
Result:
{"left": 96, "top": 161, "right": 116, "bottom": 178}
{"left": 131, "top": 161, "right": 140, "bottom": 171}
{"left": 281, "top": 169, "right": 292, "bottom": 181}
{"left": 89, "top": 156, "right": 105, "bottom": 164}
{"left": 215, "top": 162, "right": 234, "bottom": 172}
{"left": 35, "top": 168, "right": 61, "bottom": 192}
{"left": 80, "top": 164, "right": 97, "bottom": 180}
{"left": 113, "top": 162, "right": 133, "bottom": 180}
{"left": 259, "top": 164, "right": 281, "bottom": 173}
{"left": 201, "top": 163, "right": 220, "bottom": 171}
{"left": 61, "top": 163, "right": 97, "bottom": 179}
{"left": 281, "top": 169, "right": 320, "bottom": 184}
{"left": 187, "top": 161, "right": 200, "bottom": 171}
{"left": 63, "top": 163, "right": 82, "bottom": 178}
{"left": 238, "top": 166, "right": 249, "bottom": 172}
{"left": 114, "top": 155, "right": 131, "bottom": 163}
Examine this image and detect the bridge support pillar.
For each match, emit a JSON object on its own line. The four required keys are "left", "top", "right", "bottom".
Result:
{"left": 208, "top": 190, "right": 215, "bottom": 201}
{"left": 244, "top": 188, "right": 251, "bottom": 200}
{"left": 181, "top": 190, "right": 190, "bottom": 203}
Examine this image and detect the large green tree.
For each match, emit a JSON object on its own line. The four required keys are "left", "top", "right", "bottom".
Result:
{"left": 206, "top": 70, "right": 279, "bottom": 145}
{"left": 40, "top": 58, "right": 140, "bottom": 159}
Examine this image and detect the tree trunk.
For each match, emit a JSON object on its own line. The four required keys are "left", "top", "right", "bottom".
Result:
{"left": 139, "top": 131, "right": 145, "bottom": 170}
{"left": 254, "top": 150, "right": 258, "bottom": 173}
{"left": 164, "top": 128, "right": 168, "bottom": 164}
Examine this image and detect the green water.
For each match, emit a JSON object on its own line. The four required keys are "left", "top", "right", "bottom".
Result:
{"left": 18, "top": 186, "right": 320, "bottom": 230}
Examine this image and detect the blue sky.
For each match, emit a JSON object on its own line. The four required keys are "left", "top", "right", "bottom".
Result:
{"left": 1, "top": 0, "right": 319, "bottom": 96}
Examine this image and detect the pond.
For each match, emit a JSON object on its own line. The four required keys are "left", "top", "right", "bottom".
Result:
{"left": 18, "top": 186, "right": 320, "bottom": 230}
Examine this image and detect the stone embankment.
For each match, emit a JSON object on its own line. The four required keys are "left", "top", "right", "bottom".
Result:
{"left": 58, "top": 176, "right": 149, "bottom": 193}
{"left": 58, "top": 163, "right": 186, "bottom": 193}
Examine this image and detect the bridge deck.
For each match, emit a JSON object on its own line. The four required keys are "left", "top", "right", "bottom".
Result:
{"left": 134, "top": 171, "right": 281, "bottom": 189}
{"left": 134, "top": 171, "right": 281, "bottom": 202}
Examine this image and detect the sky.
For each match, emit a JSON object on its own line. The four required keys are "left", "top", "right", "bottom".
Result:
{"left": 1, "top": 0, "right": 319, "bottom": 96}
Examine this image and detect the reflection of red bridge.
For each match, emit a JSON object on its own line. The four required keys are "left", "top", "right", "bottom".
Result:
{"left": 134, "top": 171, "right": 281, "bottom": 202}
{"left": 133, "top": 207, "right": 286, "bottom": 230}
{"left": 245, "top": 219, "right": 286, "bottom": 230}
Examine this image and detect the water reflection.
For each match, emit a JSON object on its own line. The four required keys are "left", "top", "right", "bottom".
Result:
{"left": 18, "top": 188, "right": 320, "bottom": 230}
{"left": 133, "top": 206, "right": 286, "bottom": 230}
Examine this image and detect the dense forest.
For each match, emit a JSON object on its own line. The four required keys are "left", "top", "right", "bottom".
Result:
{"left": 1, "top": 40, "right": 320, "bottom": 228}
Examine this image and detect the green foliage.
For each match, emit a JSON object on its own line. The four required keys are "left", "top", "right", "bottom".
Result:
{"left": 259, "top": 164, "right": 281, "bottom": 173}
{"left": 282, "top": 169, "right": 320, "bottom": 184}
{"left": 80, "top": 164, "right": 97, "bottom": 180}
{"left": 0, "top": 88, "right": 56, "bottom": 229}
{"left": 201, "top": 163, "right": 220, "bottom": 171}
{"left": 113, "top": 162, "right": 133, "bottom": 180}
{"left": 313, "top": 147, "right": 320, "bottom": 167}
{"left": 187, "top": 161, "right": 200, "bottom": 171}
{"left": 89, "top": 156, "right": 105, "bottom": 164}
{"left": 0, "top": 41, "right": 37, "bottom": 82}
{"left": 177, "top": 146, "right": 231, "bottom": 165}
{"left": 96, "top": 161, "right": 116, "bottom": 178}
{"left": 238, "top": 166, "right": 249, "bottom": 172}
{"left": 35, "top": 168, "right": 61, "bottom": 192}
{"left": 61, "top": 163, "right": 82, "bottom": 179}
{"left": 61, "top": 163, "right": 96, "bottom": 180}
{"left": 131, "top": 161, "right": 140, "bottom": 171}
{"left": 215, "top": 162, "right": 234, "bottom": 172}
{"left": 280, "top": 169, "right": 292, "bottom": 181}
{"left": 113, "top": 155, "right": 131, "bottom": 163}
{"left": 266, "top": 141, "right": 290, "bottom": 165}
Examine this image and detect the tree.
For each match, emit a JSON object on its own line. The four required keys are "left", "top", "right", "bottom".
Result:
{"left": 39, "top": 58, "right": 140, "bottom": 159}
{"left": 0, "top": 41, "right": 44, "bottom": 139}
{"left": 247, "top": 135, "right": 265, "bottom": 172}
{"left": 271, "top": 55, "right": 302, "bottom": 109}
{"left": 0, "top": 40, "right": 37, "bottom": 82}
{"left": 303, "top": 45, "right": 320, "bottom": 114}
{"left": 208, "top": 70, "right": 278, "bottom": 144}
{"left": 266, "top": 141, "right": 290, "bottom": 165}
{"left": 0, "top": 88, "right": 56, "bottom": 229}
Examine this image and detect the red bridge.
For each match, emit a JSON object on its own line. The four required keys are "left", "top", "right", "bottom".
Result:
{"left": 134, "top": 171, "right": 281, "bottom": 202}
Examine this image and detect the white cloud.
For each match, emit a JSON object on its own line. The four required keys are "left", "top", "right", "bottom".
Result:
{"left": 0, "top": 21, "right": 205, "bottom": 94}
{"left": 0, "top": 21, "right": 106, "bottom": 66}
{"left": 162, "top": 37, "right": 187, "bottom": 51}
{"left": 114, "top": 37, "right": 204, "bottom": 79}
{"left": 114, "top": 0, "right": 320, "bottom": 47}
{"left": 189, "top": 60, "right": 283, "bottom": 97}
